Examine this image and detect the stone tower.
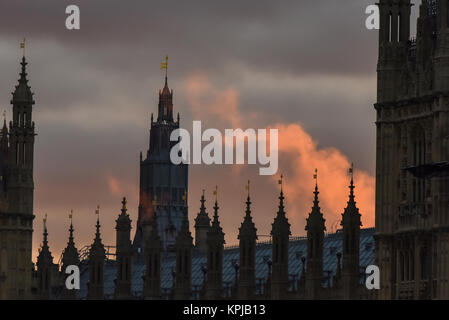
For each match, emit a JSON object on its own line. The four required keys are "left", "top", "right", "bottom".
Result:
{"left": 143, "top": 215, "right": 162, "bottom": 300}
{"left": 174, "top": 207, "right": 193, "bottom": 299}
{"left": 375, "top": 0, "right": 449, "bottom": 299}
{"left": 270, "top": 179, "right": 291, "bottom": 299}
{"left": 238, "top": 189, "right": 258, "bottom": 299}
{"left": 87, "top": 207, "right": 106, "bottom": 300}
{"left": 305, "top": 180, "right": 325, "bottom": 299}
{"left": 134, "top": 73, "right": 188, "bottom": 252}
{"left": 36, "top": 217, "right": 57, "bottom": 299}
{"left": 0, "top": 56, "right": 35, "bottom": 299}
{"left": 194, "top": 191, "right": 211, "bottom": 253}
{"left": 205, "top": 191, "right": 225, "bottom": 299}
{"left": 61, "top": 212, "right": 79, "bottom": 300}
{"left": 340, "top": 173, "right": 362, "bottom": 299}
{"left": 114, "top": 197, "right": 133, "bottom": 299}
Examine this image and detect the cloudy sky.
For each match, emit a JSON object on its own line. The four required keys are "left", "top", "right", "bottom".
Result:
{"left": 0, "top": 1, "right": 421, "bottom": 261}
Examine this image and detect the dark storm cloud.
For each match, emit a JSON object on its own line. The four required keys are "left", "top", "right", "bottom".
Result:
{"left": 0, "top": 0, "right": 379, "bottom": 76}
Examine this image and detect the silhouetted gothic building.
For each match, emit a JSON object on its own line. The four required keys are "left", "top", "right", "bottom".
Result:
{"left": 133, "top": 76, "right": 188, "bottom": 252}
{"left": 375, "top": 0, "right": 449, "bottom": 299}
{"left": 0, "top": 56, "right": 36, "bottom": 299}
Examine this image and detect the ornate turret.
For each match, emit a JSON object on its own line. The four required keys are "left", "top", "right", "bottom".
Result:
{"left": 238, "top": 180, "right": 258, "bottom": 299}
{"left": 305, "top": 170, "right": 326, "bottom": 299}
{"left": 377, "top": 0, "right": 412, "bottom": 102}
{"left": 114, "top": 197, "right": 133, "bottom": 299}
{"left": 205, "top": 187, "right": 225, "bottom": 299}
{"left": 174, "top": 206, "right": 193, "bottom": 300}
{"left": 134, "top": 57, "right": 187, "bottom": 252}
{"left": 61, "top": 210, "right": 80, "bottom": 300}
{"left": 194, "top": 191, "right": 211, "bottom": 253}
{"left": 87, "top": 206, "right": 106, "bottom": 300}
{"left": 1, "top": 51, "right": 36, "bottom": 299}
{"left": 36, "top": 215, "right": 57, "bottom": 299}
{"left": 341, "top": 166, "right": 362, "bottom": 299}
{"left": 270, "top": 175, "right": 291, "bottom": 299}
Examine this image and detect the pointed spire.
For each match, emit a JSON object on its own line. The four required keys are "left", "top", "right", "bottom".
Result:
{"left": 12, "top": 54, "right": 34, "bottom": 104}
{"left": 341, "top": 163, "right": 362, "bottom": 227}
{"left": 212, "top": 186, "right": 219, "bottom": 223}
{"left": 274, "top": 174, "right": 287, "bottom": 219}
{"left": 95, "top": 205, "right": 101, "bottom": 241}
{"left": 43, "top": 214, "right": 48, "bottom": 248}
{"left": 195, "top": 189, "right": 210, "bottom": 227}
{"left": 200, "top": 189, "right": 206, "bottom": 211}
{"left": 306, "top": 169, "right": 326, "bottom": 232}
{"left": 239, "top": 179, "right": 258, "bottom": 241}
{"left": 68, "top": 209, "right": 74, "bottom": 245}
{"left": 271, "top": 174, "right": 291, "bottom": 237}
{"left": 245, "top": 191, "right": 252, "bottom": 219}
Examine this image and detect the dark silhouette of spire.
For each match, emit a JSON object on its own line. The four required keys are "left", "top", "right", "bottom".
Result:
{"left": 205, "top": 187, "right": 225, "bottom": 299}
{"left": 12, "top": 56, "right": 34, "bottom": 104}
{"left": 88, "top": 205, "right": 106, "bottom": 300}
{"left": 237, "top": 180, "right": 258, "bottom": 299}
{"left": 270, "top": 175, "right": 291, "bottom": 299}
{"left": 36, "top": 215, "right": 55, "bottom": 299}
{"left": 61, "top": 210, "right": 80, "bottom": 300}
{"left": 341, "top": 165, "right": 362, "bottom": 299}
{"left": 305, "top": 169, "right": 325, "bottom": 299}
{"left": 194, "top": 190, "right": 210, "bottom": 252}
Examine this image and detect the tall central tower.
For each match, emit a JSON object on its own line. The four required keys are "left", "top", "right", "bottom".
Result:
{"left": 133, "top": 73, "right": 188, "bottom": 252}
{"left": 0, "top": 56, "right": 36, "bottom": 299}
{"left": 375, "top": 0, "right": 449, "bottom": 299}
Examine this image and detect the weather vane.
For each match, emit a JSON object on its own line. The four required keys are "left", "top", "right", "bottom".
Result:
{"left": 69, "top": 209, "right": 73, "bottom": 223}
{"left": 213, "top": 185, "right": 218, "bottom": 202}
{"left": 278, "top": 174, "right": 283, "bottom": 191}
{"left": 161, "top": 55, "right": 168, "bottom": 78}
{"left": 95, "top": 205, "right": 100, "bottom": 220}
{"left": 245, "top": 180, "right": 250, "bottom": 197}
{"left": 20, "top": 38, "right": 26, "bottom": 56}
{"left": 348, "top": 162, "right": 354, "bottom": 180}
{"left": 313, "top": 168, "right": 318, "bottom": 186}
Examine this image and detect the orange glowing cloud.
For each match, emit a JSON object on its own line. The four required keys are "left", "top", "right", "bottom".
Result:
{"left": 184, "top": 73, "right": 375, "bottom": 236}
{"left": 273, "top": 123, "right": 375, "bottom": 232}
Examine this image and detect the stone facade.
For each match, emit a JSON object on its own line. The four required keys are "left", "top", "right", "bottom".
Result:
{"left": 0, "top": 56, "right": 35, "bottom": 300}
{"left": 375, "top": 0, "right": 449, "bottom": 299}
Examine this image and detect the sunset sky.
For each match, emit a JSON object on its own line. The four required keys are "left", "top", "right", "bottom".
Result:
{"left": 0, "top": 0, "right": 421, "bottom": 262}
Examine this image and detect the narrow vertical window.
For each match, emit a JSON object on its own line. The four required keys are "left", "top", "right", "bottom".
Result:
{"left": 397, "top": 13, "right": 401, "bottom": 42}
{"left": 23, "top": 142, "right": 26, "bottom": 164}
{"left": 15, "top": 142, "right": 19, "bottom": 165}
{"left": 389, "top": 13, "right": 393, "bottom": 42}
